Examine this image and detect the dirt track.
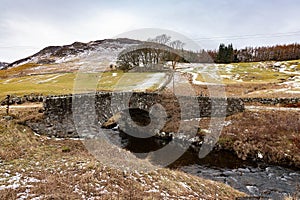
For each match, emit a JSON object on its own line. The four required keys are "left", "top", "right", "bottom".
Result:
{"left": 0, "top": 103, "right": 43, "bottom": 109}
{"left": 245, "top": 105, "right": 300, "bottom": 111}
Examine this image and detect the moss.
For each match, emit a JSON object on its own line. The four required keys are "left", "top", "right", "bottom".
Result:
{"left": 218, "top": 136, "right": 235, "bottom": 147}
{"left": 61, "top": 146, "right": 71, "bottom": 153}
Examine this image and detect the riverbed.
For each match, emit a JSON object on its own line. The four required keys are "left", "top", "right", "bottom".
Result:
{"left": 102, "top": 129, "right": 300, "bottom": 199}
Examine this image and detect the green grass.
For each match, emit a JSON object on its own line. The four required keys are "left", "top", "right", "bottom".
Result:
{"left": 195, "top": 60, "right": 299, "bottom": 84}
{"left": 0, "top": 73, "right": 74, "bottom": 99}
{"left": 0, "top": 71, "right": 164, "bottom": 100}
{"left": 1, "top": 59, "right": 299, "bottom": 99}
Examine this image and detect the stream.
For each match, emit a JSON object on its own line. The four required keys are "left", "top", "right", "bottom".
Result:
{"left": 102, "top": 129, "right": 300, "bottom": 199}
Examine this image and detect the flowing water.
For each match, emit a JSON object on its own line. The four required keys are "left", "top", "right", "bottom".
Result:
{"left": 103, "top": 129, "right": 300, "bottom": 199}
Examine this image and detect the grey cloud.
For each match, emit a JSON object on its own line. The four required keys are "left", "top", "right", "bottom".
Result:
{"left": 0, "top": 0, "right": 299, "bottom": 62}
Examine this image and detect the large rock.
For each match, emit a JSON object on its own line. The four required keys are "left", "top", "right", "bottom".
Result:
{"left": 101, "top": 112, "right": 122, "bottom": 129}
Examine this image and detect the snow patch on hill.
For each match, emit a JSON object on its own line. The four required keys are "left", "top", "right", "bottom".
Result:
{"left": 6, "top": 39, "right": 141, "bottom": 74}
{"left": 0, "top": 62, "right": 8, "bottom": 70}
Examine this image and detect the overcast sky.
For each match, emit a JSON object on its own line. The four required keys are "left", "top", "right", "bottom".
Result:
{"left": 1, "top": 0, "right": 300, "bottom": 62}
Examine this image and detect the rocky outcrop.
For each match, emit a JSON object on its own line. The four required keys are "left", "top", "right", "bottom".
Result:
{"left": 101, "top": 112, "right": 122, "bottom": 129}
{"left": 0, "top": 62, "right": 8, "bottom": 70}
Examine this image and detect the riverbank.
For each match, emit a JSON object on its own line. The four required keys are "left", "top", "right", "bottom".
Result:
{"left": 2, "top": 102, "right": 299, "bottom": 198}
{"left": 198, "top": 109, "right": 300, "bottom": 169}
{"left": 0, "top": 108, "right": 246, "bottom": 199}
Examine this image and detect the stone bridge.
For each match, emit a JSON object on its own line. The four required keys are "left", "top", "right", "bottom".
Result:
{"left": 31, "top": 92, "right": 245, "bottom": 138}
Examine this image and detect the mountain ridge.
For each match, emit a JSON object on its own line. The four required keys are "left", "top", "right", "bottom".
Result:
{"left": 6, "top": 38, "right": 142, "bottom": 69}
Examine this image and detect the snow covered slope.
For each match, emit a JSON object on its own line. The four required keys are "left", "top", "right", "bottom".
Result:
{"left": 6, "top": 38, "right": 142, "bottom": 75}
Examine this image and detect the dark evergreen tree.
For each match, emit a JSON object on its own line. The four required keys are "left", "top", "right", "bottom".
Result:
{"left": 216, "top": 43, "right": 234, "bottom": 63}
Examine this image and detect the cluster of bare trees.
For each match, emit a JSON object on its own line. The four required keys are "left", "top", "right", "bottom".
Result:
{"left": 117, "top": 34, "right": 186, "bottom": 71}
{"left": 208, "top": 43, "right": 300, "bottom": 63}
{"left": 237, "top": 43, "right": 300, "bottom": 62}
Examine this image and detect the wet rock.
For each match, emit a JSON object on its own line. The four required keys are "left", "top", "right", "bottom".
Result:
{"left": 101, "top": 112, "right": 122, "bottom": 129}
{"left": 222, "top": 170, "right": 235, "bottom": 176}
{"left": 3, "top": 115, "right": 13, "bottom": 121}
{"left": 246, "top": 185, "right": 259, "bottom": 195}
{"left": 237, "top": 168, "right": 251, "bottom": 173}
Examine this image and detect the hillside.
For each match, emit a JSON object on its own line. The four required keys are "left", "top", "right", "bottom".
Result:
{"left": 178, "top": 60, "right": 300, "bottom": 98}
{"left": 0, "top": 38, "right": 174, "bottom": 99}
{"left": 2, "top": 38, "right": 141, "bottom": 76}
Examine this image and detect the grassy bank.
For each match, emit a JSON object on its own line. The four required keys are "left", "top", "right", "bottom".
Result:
{"left": 198, "top": 109, "right": 300, "bottom": 169}
{"left": 0, "top": 108, "right": 245, "bottom": 199}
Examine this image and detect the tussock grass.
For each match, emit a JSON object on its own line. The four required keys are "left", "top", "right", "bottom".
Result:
{"left": 0, "top": 108, "right": 246, "bottom": 199}
{"left": 205, "top": 110, "right": 300, "bottom": 168}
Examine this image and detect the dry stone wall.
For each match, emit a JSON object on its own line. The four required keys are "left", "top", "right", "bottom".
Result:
{"left": 242, "top": 97, "right": 300, "bottom": 105}
{"left": 32, "top": 92, "right": 245, "bottom": 138}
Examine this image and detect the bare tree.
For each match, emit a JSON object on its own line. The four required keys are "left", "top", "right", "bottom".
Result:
{"left": 169, "top": 40, "right": 185, "bottom": 50}
{"left": 149, "top": 34, "right": 171, "bottom": 45}
{"left": 117, "top": 35, "right": 186, "bottom": 71}
{"left": 167, "top": 40, "right": 185, "bottom": 69}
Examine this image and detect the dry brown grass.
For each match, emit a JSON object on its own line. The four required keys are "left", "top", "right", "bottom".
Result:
{"left": 202, "top": 110, "right": 300, "bottom": 168}
{"left": 191, "top": 81, "right": 300, "bottom": 98}
{"left": 0, "top": 63, "right": 40, "bottom": 79}
{"left": 0, "top": 108, "right": 246, "bottom": 199}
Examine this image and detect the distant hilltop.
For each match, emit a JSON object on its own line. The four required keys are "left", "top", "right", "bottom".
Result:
{"left": 6, "top": 38, "right": 142, "bottom": 69}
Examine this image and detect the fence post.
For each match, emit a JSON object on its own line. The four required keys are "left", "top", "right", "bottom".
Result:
{"left": 6, "top": 95, "right": 10, "bottom": 115}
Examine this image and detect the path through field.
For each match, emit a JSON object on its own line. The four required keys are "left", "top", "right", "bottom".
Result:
{"left": 0, "top": 103, "right": 43, "bottom": 109}
{"left": 245, "top": 105, "right": 300, "bottom": 112}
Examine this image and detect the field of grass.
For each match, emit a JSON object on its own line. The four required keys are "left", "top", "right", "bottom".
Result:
{"left": 0, "top": 73, "right": 75, "bottom": 99}
{"left": 1, "top": 59, "right": 299, "bottom": 99}
{"left": 0, "top": 71, "right": 166, "bottom": 100}
{"left": 194, "top": 61, "right": 297, "bottom": 84}
{"left": 182, "top": 60, "right": 300, "bottom": 98}
{"left": 0, "top": 63, "right": 41, "bottom": 78}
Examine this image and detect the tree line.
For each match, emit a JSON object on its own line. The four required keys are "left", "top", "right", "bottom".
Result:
{"left": 117, "top": 34, "right": 300, "bottom": 71}
{"left": 208, "top": 43, "right": 300, "bottom": 63}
